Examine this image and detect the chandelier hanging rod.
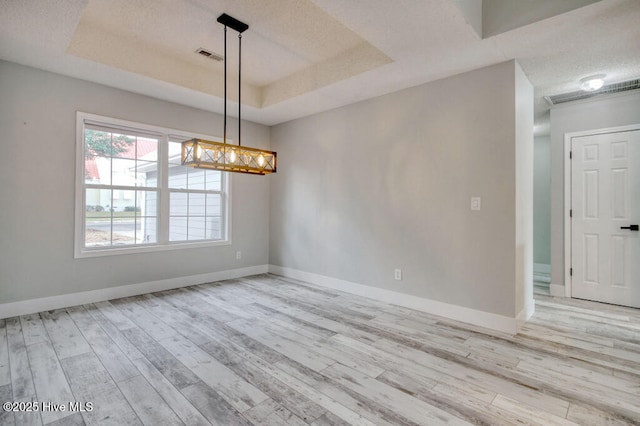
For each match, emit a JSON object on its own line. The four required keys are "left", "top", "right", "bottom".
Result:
{"left": 217, "top": 13, "right": 247, "bottom": 146}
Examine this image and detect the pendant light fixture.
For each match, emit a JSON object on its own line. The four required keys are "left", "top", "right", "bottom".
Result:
{"left": 182, "top": 13, "right": 277, "bottom": 175}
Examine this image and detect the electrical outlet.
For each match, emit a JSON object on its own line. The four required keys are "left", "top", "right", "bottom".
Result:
{"left": 394, "top": 269, "right": 402, "bottom": 281}
{"left": 471, "top": 197, "right": 481, "bottom": 211}
{"left": 236, "top": 251, "right": 242, "bottom": 260}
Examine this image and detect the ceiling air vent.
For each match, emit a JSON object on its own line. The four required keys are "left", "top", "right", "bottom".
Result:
{"left": 195, "top": 48, "right": 223, "bottom": 62}
{"left": 544, "top": 79, "right": 640, "bottom": 105}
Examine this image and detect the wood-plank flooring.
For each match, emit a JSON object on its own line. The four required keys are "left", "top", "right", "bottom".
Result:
{"left": 1, "top": 274, "right": 639, "bottom": 425}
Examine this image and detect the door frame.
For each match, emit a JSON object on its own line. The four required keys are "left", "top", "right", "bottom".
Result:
{"left": 563, "top": 123, "right": 640, "bottom": 298}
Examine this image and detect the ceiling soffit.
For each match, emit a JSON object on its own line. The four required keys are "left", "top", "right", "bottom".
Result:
{"left": 481, "top": 0, "right": 601, "bottom": 38}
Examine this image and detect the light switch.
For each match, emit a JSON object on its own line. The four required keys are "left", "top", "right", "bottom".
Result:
{"left": 394, "top": 269, "right": 402, "bottom": 281}
{"left": 471, "top": 197, "right": 481, "bottom": 211}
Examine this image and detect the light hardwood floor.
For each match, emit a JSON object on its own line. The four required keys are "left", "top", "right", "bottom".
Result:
{"left": 1, "top": 274, "right": 639, "bottom": 425}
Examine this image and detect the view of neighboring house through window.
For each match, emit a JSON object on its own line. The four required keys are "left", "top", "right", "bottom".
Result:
{"left": 78, "top": 114, "right": 228, "bottom": 256}
{"left": 168, "top": 138, "right": 224, "bottom": 241}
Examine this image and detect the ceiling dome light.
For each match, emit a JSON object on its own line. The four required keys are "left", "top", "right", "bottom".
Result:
{"left": 580, "top": 74, "right": 606, "bottom": 92}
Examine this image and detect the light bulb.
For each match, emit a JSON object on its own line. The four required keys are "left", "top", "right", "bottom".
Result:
{"left": 229, "top": 149, "right": 236, "bottom": 163}
{"left": 580, "top": 75, "right": 605, "bottom": 92}
{"left": 195, "top": 145, "right": 202, "bottom": 160}
{"left": 258, "top": 155, "right": 265, "bottom": 167}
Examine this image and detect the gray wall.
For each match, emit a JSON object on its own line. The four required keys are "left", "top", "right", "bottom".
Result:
{"left": 550, "top": 92, "right": 640, "bottom": 289}
{"left": 534, "top": 135, "right": 551, "bottom": 266}
{"left": 270, "top": 61, "right": 533, "bottom": 318}
{"left": 0, "top": 60, "right": 271, "bottom": 304}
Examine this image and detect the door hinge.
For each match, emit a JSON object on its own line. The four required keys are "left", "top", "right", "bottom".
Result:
{"left": 570, "top": 209, "right": 572, "bottom": 217}
{"left": 570, "top": 268, "right": 573, "bottom": 276}
{"left": 570, "top": 151, "right": 572, "bottom": 159}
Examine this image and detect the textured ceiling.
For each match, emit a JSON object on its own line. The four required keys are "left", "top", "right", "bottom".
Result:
{"left": 1, "top": 0, "right": 639, "bottom": 128}
{"left": 66, "top": 0, "right": 391, "bottom": 108}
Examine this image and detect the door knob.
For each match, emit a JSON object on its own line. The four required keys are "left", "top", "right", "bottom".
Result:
{"left": 620, "top": 225, "right": 639, "bottom": 231}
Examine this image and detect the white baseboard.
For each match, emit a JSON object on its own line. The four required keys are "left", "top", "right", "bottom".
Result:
{"left": 517, "top": 299, "right": 535, "bottom": 328}
{"left": 550, "top": 284, "right": 565, "bottom": 297}
{"left": 533, "top": 274, "right": 551, "bottom": 284}
{"left": 0, "top": 265, "right": 268, "bottom": 319}
{"left": 533, "top": 263, "right": 551, "bottom": 284}
{"left": 269, "top": 265, "right": 520, "bottom": 335}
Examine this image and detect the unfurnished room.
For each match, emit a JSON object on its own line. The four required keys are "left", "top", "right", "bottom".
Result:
{"left": 1, "top": 0, "right": 639, "bottom": 425}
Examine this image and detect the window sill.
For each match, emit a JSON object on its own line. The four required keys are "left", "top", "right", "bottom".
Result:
{"left": 74, "top": 239, "right": 231, "bottom": 259}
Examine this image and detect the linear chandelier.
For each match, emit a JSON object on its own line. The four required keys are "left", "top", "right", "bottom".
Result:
{"left": 182, "top": 13, "right": 276, "bottom": 175}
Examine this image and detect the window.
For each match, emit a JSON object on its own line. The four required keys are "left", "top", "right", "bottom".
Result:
{"left": 75, "top": 113, "right": 230, "bottom": 257}
{"left": 168, "top": 137, "right": 224, "bottom": 241}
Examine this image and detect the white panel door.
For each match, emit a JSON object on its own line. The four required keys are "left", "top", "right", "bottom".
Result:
{"left": 571, "top": 129, "right": 640, "bottom": 308}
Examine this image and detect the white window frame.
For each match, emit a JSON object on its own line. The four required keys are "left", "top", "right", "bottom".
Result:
{"left": 75, "top": 112, "right": 231, "bottom": 258}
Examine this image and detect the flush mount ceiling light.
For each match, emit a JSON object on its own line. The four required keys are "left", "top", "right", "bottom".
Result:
{"left": 182, "top": 13, "right": 276, "bottom": 175}
{"left": 579, "top": 74, "right": 606, "bottom": 92}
